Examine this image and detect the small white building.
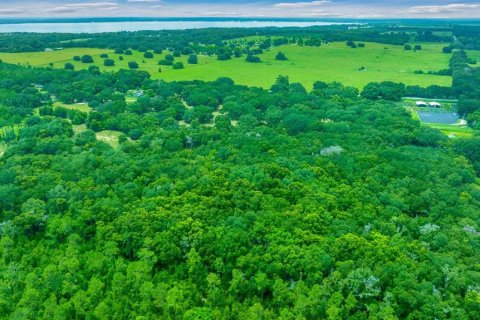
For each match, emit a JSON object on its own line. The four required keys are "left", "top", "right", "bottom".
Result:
{"left": 416, "top": 101, "right": 428, "bottom": 107}
{"left": 429, "top": 102, "right": 442, "bottom": 108}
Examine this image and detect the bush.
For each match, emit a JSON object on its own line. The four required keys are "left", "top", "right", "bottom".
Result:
{"left": 275, "top": 52, "right": 288, "bottom": 61}
{"left": 414, "top": 45, "right": 422, "bottom": 51}
{"left": 100, "top": 53, "right": 109, "bottom": 58}
{"left": 188, "top": 54, "right": 198, "bottom": 64}
{"left": 346, "top": 40, "right": 357, "bottom": 48}
{"left": 73, "top": 55, "right": 81, "bottom": 61}
{"left": 246, "top": 55, "right": 261, "bottom": 63}
{"left": 442, "top": 46, "right": 453, "bottom": 54}
{"left": 158, "top": 60, "right": 173, "bottom": 66}
{"left": 173, "top": 62, "right": 184, "bottom": 69}
{"left": 144, "top": 52, "right": 154, "bottom": 59}
{"left": 173, "top": 51, "right": 181, "bottom": 57}
{"left": 404, "top": 44, "right": 412, "bottom": 50}
{"left": 81, "top": 55, "right": 94, "bottom": 63}
{"left": 114, "top": 49, "right": 124, "bottom": 54}
{"left": 124, "top": 49, "right": 133, "bottom": 55}
{"left": 104, "top": 59, "right": 115, "bottom": 67}
{"left": 128, "top": 61, "right": 139, "bottom": 69}
{"left": 64, "top": 62, "right": 75, "bottom": 70}
{"left": 165, "top": 54, "right": 174, "bottom": 62}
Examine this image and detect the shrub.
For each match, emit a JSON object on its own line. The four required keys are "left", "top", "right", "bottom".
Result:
{"left": 275, "top": 52, "right": 288, "bottom": 60}
{"left": 104, "top": 59, "right": 115, "bottom": 67}
{"left": 158, "top": 60, "right": 173, "bottom": 66}
{"left": 188, "top": 54, "right": 198, "bottom": 64}
{"left": 81, "top": 55, "right": 94, "bottom": 63}
{"left": 246, "top": 55, "right": 261, "bottom": 63}
{"left": 173, "top": 62, "right": 184, "bottom": 69}
{"left": 128, "top": 61, "right": 139, "bottom": 69}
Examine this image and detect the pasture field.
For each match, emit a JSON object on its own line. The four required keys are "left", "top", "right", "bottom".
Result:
{"left": 0, "top": 42, "right": 452, "bottom": 89}
{"left": 466, "top": 50, "right": 480, "bottom": 65}
{"left": 0, "top": 48, "right": 108, "bottom": 66}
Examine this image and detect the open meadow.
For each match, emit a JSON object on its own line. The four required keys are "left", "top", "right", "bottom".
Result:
{"left": 0, "top": 42, "right": 453, "bottom": 89}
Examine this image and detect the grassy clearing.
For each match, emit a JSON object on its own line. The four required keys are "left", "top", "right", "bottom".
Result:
{"left": 53, "top": 101, "right": 92, "bottom": 113}
{"left": 0, "top": 42, "right": 452, "bottom": 89}
{"left": 0, "top": 48, "right": 109, "bottom": 66}
{"left": 95, "top": 130, "right": 122, "bottom": 148}
{"left": 467, "top": 50, "right": 480, "bottom": 64}
{"left": 125, "top": 96, "right": 138, "bottom": 104}
{"left": 73, "top": 124, "right": 87, "bottom": 134}
{"left": 425, "top": 123, "right": 474, "bottom": 138}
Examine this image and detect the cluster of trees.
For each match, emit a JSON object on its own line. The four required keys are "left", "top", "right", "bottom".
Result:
{"left": 345, "top": 40, "right": 365, "bottom": 48}
{"left": 404, "top": 44, "right": 422, "bottom": 51}
{"left": 453, "top": 25, "right": 480, "bottom": 50}
{"left": 0, "top": 60, "right": 480, "bottom": 318}
{"left": 361, "top": 81, "right": 406, "bottom": 101}
{"left": 450, "top": 50, "right": 480, "bottom": 116}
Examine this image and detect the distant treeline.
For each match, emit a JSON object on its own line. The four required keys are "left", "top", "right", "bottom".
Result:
{"left": 0, "top": 25, "right": 431, "bottom": 54}
{"left": 453, "top": 26, "right": 480, "bottom": 50}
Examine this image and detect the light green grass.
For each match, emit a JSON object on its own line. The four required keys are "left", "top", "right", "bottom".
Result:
{"left": 466, "top": 50, "right": 480, "bottom": 65}
{"left": 0, "top": 48, "right": 110, "bottom": 66}
{"left": 125, "top": 96, "right": 138, "bottom": 104}
{"left": 96, "top": 130, "right": 122, "bottom": 148}
{"left": 0, "top": 42, "right": 452, "bottom": 89}
{"left": 53, "top": 101, "right": 91, "bottom": 113}
{"left": 73, "top": 124, "right": 87, "bottom": 134}
{"left": 425, "top": 123, "right": 474, "bottom": 138}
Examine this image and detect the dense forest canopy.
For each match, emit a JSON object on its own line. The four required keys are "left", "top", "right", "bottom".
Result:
{"left": 0, "top": 23, "right": 480, "bottom": 319}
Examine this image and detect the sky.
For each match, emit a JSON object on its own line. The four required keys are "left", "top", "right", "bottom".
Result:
{"left": 1, "top": 0, "right": 480, "bottom": 18}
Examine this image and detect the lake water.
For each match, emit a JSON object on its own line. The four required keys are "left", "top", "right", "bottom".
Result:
{"left": 0, "top": 20, "right": 351, "bottom": 33}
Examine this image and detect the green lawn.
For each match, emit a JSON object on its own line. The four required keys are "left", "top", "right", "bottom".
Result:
{"left": 425, "top": 123, "right": 474, "bottom": 138}
{"left": 466, "top": 49, "right": 480, "bottom": 65}
{"left": 0, "top": 48, "right": 109, "bottom": 66}
{"left": 95, "top": 130, "right": 122, "bottom": 148}
{"left": 53, "top": 101, "right": 92, "bottom": 113}
{"left": 0, "top": 42, "right": 452, "bottom": 89}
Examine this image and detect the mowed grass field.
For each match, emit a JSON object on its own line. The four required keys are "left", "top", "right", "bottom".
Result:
{"left": 0, "top": 42, "right": 453, "bottom": 89}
